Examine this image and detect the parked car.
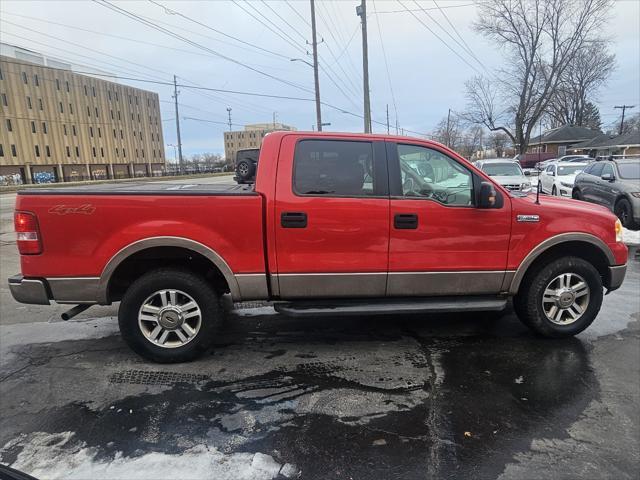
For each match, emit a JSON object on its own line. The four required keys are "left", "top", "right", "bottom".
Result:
{"left": 534, "top": 157, "right": 557, "bottom": 170}
{"left": 475, "top": 159, "right": 533, "bottom": 193}
{"left": 539, "top": 162, "right": 589, "bottom": 197}
{"left": 234, "top": 148, "right": 260, "bottom": 184}
{"left": 9, "top": 132, "right": 628, "bottom": 362}
{"left": 534, "top": 155, "right": 592, "bottom": 171}
{"left": 572, "top": 158, "right": 640, "bottom": 230}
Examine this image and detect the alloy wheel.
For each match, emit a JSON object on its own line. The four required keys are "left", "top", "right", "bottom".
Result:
{"left": 138, "top": 289, "right": 202, "bottom": 348}
{"left": 542, "top": 273, "right": 590, "bottom": 325}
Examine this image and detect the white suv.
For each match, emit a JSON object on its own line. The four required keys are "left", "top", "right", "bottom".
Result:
{"left": 539, "top": 162, "right": 589, "bottom": 196}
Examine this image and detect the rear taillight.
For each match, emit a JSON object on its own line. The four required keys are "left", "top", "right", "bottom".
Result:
{"left": 15, "top": 211, "right": 42, "bottom": 255}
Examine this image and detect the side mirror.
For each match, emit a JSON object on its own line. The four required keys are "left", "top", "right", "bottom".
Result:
{"left": 478, "top": 182, "right": 497, "bottom": 208}
{"left": 549, "top": 171, "right": 555, "bottom": 176}
{"left": 601, "top": 173, "right": 615, "bottom": 181}
{"left": 524, "top": 170, "right": 531, "bottom": 176}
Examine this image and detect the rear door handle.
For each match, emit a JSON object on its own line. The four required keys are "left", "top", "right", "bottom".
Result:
{"left": 281, "top": 212, "right": 307, "bottom": 228}
{"left": 394, "top": 213, "right": 418, "bottom": 229}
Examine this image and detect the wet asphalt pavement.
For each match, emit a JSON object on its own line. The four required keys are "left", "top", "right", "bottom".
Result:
{"left": 0, "top": 251, "right": 639, "bottom": 479}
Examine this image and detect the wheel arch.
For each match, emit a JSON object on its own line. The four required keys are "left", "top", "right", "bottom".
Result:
{"left": 508, "top": 233, "right": 615, "bottom": 294}
{"left": 98, "top": 237, "right": 240, "bottom": 303}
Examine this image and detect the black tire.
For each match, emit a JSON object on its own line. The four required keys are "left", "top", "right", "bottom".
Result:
{"left": 118, "top": 268, "right": 221, "bottom": 363}
{"left": 572, "top": 188, "right": 582, "bottom": 200}
{"left": 235, "top": 160, "right": 256, "bottom": 182}
{"left": 513, "top": 256, "right": 603, "bottom": 338}
{"left": 551, "top": 185, "right": 557, "bottom": 196}
{"left": 614, "top": 198, "right": 639, "bottom": 230}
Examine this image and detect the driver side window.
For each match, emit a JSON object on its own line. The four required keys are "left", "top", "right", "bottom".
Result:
{"left": 397, "top": 144, "right": 473, "bottom": 206}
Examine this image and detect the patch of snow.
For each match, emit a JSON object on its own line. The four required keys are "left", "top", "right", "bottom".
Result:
{"left": 3, "top": 431, "right": 296, "bottom": 480}
{"left": 622, "top": 227, "right": 640, "bottom": 245}
{"left": 233, "top": 306, "right": 278, "bottom": 317}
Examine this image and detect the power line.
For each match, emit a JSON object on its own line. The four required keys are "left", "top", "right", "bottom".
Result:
{"left": 410, "top": 0, "right": 490, "bottom": 76}
{"left": 284, "top": 0, "right": 311, "bottom": 27}
{"left": 93, "top": 0, "right": 314, "bottom": 93}
{"left": 1, "top": 23, "right": 170, "bottom": 82}
{"left": 231, "top": 0, "right": 306, "bottom": 55}
{"left": 1, "top": 13, "right": 282, "bottom": 115}
{"left": 148, "top": 0, "right": 294, "bottom": 60}
{"left": 396, "top": 0, "right": 483, "bottom": 76}
{"left": 374, "top": 3, "right": 479, "bottom": 14}
{"left": 260, "top": 0, "right": 307, "bottom": 43}
{"left": 1, "top": 58, "right": 428, "bottom": 137}
{"left": 372, "top": 0, "right": 399, "bottom": 131}
{"left": 315, "top": 2, "right": 361, "bottom": 95}
{"left": 322, "top": 0, "right": 362, "bottom": 82}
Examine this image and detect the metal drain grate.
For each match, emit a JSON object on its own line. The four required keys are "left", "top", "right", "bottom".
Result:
{"left": 109, "top": 369, "right": 209, "bottom": 386}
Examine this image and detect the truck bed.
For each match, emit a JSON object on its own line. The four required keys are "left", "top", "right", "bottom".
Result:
{"left": 17, "top": 182, "right": 256, "bottom": 196}
{"left": 15, "top": 184, "right": 265, "bottom": 282}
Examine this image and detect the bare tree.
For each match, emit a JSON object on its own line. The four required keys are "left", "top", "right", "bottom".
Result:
{"left": 431, "top": 114, "right": 463, "bottom": 150}
{"left": 620, "top": 113, "right": 640, "bottom": 135}
{"left": 489, "top": 132, "right": 510, "bottom": 158}
{"left": 465, "top": 0, "right": 613, "bottom": 153}
{"left": 547, "top": 42, "right": 615, "bottom": 127}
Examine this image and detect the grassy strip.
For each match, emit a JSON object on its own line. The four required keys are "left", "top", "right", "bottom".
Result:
{"left": 0, "top": 172, "right": 234, "bottom": 194}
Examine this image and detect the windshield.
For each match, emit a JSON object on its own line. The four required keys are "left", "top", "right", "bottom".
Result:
{"left": 482, "top": 163, "right": 522, "bottom": 176}
{"left": 557, "top": 165, "right": 586, "bottom": 176}
{"left": 618, "top": 162, "right": 640, "bottom": 179}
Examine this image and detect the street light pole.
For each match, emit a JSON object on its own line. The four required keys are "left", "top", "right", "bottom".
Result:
{"left": 172, "top": 75, "right": 184, "bottom": 174}
{"left": 310, "top": 0, "right": 323, "bottom": 131}
{"left": 357, "top": 0, "right": 371, "bottom": 133}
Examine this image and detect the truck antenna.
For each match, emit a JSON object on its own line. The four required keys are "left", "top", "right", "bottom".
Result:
{"left": 535, "top": 178, "right": 541, "bottom": 204}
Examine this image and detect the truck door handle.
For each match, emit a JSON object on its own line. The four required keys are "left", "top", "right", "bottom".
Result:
{"left": 394, "top": 213, "right": 418, "bottom": 229}
{"left": 281, "top": 212, "right": 307, "bottom": 228}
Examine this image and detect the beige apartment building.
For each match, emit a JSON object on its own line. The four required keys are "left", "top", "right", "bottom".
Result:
{"left": 224, "top": 122, "right": 296, "bottom": 163}
{"left": 0, "top": 46, "right": 165, "bottom": 185}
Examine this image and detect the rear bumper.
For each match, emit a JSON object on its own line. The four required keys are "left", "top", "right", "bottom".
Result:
{"left": 8, "top": 275, "right": 100, "bottom": 305}
{"left": 607, "top": 264, "right": 627, "bottom": 292}
{"left": 8, "top": 275, "right": 50, "bottom": 305}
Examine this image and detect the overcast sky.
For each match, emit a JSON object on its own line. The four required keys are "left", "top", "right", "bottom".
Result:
{"left": 1, "top": 0, "right": 638, "bottom": 158}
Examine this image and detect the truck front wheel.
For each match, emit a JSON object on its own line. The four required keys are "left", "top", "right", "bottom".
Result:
{"left": 118, "top": 268, "right": 221, "bottom": 363}
{"left": 514, "top": 257, "right": 603, "bottom": 337}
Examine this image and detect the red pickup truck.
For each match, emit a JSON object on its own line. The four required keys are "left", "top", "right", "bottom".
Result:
{"left": 9, "top": 132, "right": 628, "bottom": 362}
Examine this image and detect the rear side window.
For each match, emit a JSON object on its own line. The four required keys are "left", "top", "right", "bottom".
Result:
{"left": 293, "top": 140, "right": 376, "bottom": 196}
{"left": 590, "top": 163, "right": 604, "bottom": 176}
{"left": 601, "top": 164, "right": 614, "bottom": 177}
{"left": 617, "top": 162, "right": 640, "bottom": 179}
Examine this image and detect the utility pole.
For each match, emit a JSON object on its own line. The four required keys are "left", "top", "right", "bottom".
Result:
{"left": 226, "top": 107, "right": 232, "bottom": 132}
{"left": 357, "top": 0, "right": 371, "bottom": 133}
{"left": 614, "top": 105, "right": 635, "bottom": 135}
{"left": 172, "top": 75, "right": 184, "bottom": 174}
{"left": 445, "top": 108, "right": 451, "bottom": 147}
{"left": 310, "top": 0, "right": 323, "bottom": 131}
{"left": 386, "top": 104, "right": 390, "bottom": 134}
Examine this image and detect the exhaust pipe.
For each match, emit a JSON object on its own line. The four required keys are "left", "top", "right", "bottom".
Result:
{"left": 61, "top": 304, "right": 91, "bottom": 321}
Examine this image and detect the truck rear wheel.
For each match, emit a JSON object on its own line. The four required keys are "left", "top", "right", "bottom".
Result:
{"left": 118, "top": 268, "right": 221, "bottom": 363}
{"left": 514, "top": 256, "right": 603, "bottom": 337}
